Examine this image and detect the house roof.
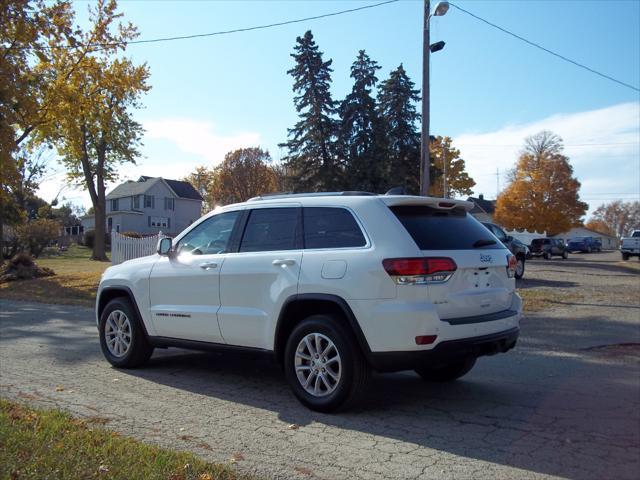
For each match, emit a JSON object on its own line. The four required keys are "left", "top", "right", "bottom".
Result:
{"left": 466, "top": 195, "right": 496, "bottom": 215}
{"left": 106, "top": 176, "right": 203, "bottom": 201}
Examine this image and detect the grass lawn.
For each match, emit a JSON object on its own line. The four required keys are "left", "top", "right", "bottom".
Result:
{"left": 518, "top": 288, "right": 583, "bottom": 313}
{"left": 0, "top": 245, "right": 109, "bottom": 307}
{"left": 0, "top": 399, "right": 246, "bottom": 480}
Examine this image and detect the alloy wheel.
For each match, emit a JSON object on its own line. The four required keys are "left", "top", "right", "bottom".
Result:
{"left": 105, "top": 309, "right": 132, "bottom": 358}
{"left": 294, "top": 332, "right": 342, "bottom": 397}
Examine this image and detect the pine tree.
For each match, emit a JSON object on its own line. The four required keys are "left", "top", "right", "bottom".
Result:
{"left": 280, "top": 31, "right": 339, "bottom": 192}
{"left": 377, "top": 64, "right": 421, "bottom": 194}
{"left": 338, "top": 50, "right": 384, "bottom": 192}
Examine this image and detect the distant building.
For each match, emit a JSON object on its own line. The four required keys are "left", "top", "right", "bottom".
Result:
{"left": 82, "top": 176, "right": 203, "bottom": 235}
{"left": 552, "top": 226, "right": 618, "bottom": 250}
{"left": 467, "top": 194, "right": 496, "bottom": 223}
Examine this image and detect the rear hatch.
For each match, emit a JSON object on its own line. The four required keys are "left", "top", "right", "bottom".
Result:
{"left": 530, "top": 239, "right": 546, "bottom": 253}
{"left": 388, "top": 202, "right": 514, "bottom": 320}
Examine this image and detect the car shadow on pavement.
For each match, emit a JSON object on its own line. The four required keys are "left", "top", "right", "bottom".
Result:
{"left": 119, "top": 312, "right": 640, "bottom": 480}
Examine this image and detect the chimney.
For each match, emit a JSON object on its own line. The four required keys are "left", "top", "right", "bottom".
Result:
{"left": 479, "top": 194, "right": 484, "bottom": 200}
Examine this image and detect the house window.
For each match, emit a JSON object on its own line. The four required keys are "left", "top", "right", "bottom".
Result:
{"left": 110, "top": 199, "right": 119, "bottom": 211}
{"left": 149, "top": 216, "right": 169, "bottom": 228}
{"left": 164, "top": 197, "right": 175, "bottom": 210}
{"left": 133, "top": 195, "right": 140, "bottom": 209}
{"left": 144, "top": 195, "right": 154, "bottom": 208}
{"left": 107, "top": 217, "right": 113, "bottom": 232}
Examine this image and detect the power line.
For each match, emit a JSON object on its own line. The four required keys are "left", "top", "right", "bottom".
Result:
{"left": 457, "top": 142, "right": 640, "bottom": 148}
{"left": 8, "top": 0, "right": 400, "bottom": 51}
{"left": 448, "top": 2, "right": 640, "bottom": 93}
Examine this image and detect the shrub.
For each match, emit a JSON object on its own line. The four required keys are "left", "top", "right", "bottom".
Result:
{"left": 120, "top": 231, "right": 142, "bottom": 238}
{"left": 83, "top": 230, "right": 111, "bottom": 249}
{"left": 14, "top": 219, "right": 60, "bottom": 258}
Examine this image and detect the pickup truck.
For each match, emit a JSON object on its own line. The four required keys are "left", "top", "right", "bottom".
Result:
{"left": 620, "top": 230, "right": 640, "bottom": 260}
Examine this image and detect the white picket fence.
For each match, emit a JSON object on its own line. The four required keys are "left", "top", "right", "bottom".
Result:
{"left": 505, "top": 228, "right": 547, "bottom": 246}
{"left": 111, "top": 231, "right": 166, "bottom": 265}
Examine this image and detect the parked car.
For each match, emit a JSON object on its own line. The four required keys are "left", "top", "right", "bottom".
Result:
{"left": 620, "top": 230, "right": 640, "bottom": 260}
{"left": 530, "top": 238, "right": 568, "bottom": 259}
{"left": 96, "top": 193, "right": 522, "bottom": 412}
{"left": 481, "top": 222, "right": 528, "bottom": 279}
{"left": 567, "top": 236, "right": 601, "bottom": 253}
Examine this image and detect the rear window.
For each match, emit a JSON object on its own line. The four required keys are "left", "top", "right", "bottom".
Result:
{"left": 390, "top": 205, "right": 503, "bottom": 250}
{"left": 303, "top": 207, "right": 366, "bottom": 249}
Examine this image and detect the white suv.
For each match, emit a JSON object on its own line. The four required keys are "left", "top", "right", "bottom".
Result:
{"left": 97, "top": 193, "right": 522, "bottom": 411}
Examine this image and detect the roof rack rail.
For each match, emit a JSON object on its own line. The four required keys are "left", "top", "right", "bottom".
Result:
{"left": 247, "top": 191, "right": 378, "bottom": 201}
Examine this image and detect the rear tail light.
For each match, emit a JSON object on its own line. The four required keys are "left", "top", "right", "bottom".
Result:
{"left": 382, "top": 257, "right": 457, "bottom": 284}
{"left": 507, "top": 254, "right": 517, "bottom": 278}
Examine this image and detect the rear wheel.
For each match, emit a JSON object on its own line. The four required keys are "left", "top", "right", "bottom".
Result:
{"left": 99, "top": 297, "right": 153, "bottom": 368}
{"left": 415, "top": 357, "right": 477, "bottom": 382}
{"left": 284, "top": 314, "right": 370, "bottom": 412}
{"left": 562, "top": 250, "right": 568, "bottom": 259}
{"left": 622, "top": 252, "right": 630, "bottom": 261}
{"left": 543, "top": 251, "right": 551, "bottom": 260}
{"left": 515, "top": 256, "right": 525, "bottom": 279}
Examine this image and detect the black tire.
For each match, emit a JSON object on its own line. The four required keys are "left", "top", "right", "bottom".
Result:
{"left": 622, "top": 252, "right": 630, "bottom": 261}
{"left": 514, "top": 255, "right": 525, "bottom": 280}
{"left": 99, "top": 297, "right": 153, "bottom": 368}
{"left": 415, "top": 357, "right": 477, "bottom": 382}
{"left": 543, "top": 251, "right": 551, "bottom": 260}
{"left": 284, "top": 314, "right": 370, "bottom": 412}
{"left": 562, "top": 250, "right": 568, "bottom": 259}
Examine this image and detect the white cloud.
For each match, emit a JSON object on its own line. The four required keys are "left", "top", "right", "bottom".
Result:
{"left": 453, "top": 102, "right": 640, "bottom": 215}
{"left": 143, "top": 118, "right": 261, "bottom": 166}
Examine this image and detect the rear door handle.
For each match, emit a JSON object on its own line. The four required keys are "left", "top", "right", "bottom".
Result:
{"left": 272, "top": 259, "right": 296, "bottom": 267}
{"left": 199, "top": 262, "right": 218, "bottom": 270}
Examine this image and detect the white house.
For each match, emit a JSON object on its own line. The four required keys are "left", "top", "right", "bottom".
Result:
{"left": 82, "top": 176, "right": 203, "bottom": 235}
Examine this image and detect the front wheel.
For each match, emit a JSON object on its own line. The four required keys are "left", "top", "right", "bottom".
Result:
{"left": 515, "top": 256, "right": 525, "bottom": 279}
{"left": 284, "top": 315, "right": 370, "bottom": 412}
{"left": 622, "top": 252, "right": 630, "bottom": 261}
{"left": 415, "top": 357, "right": 477, "bottom": 382}
{"left": 543, "top": 252, "right": 551, "bottom": 260}
{"left": 562, "top": 250, "right": 568, "bottom": 259}
{"left": 99, "top": 297, "right": 153, "bottom": 368}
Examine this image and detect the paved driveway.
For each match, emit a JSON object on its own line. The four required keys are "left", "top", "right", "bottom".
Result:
{"left": 1, "top": 252, "right": 639, "bottom": 479}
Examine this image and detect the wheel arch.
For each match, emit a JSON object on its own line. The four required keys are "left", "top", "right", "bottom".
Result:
{"left": 97, "top": 286, "right": 150, "bottom": 337}
{"left": 274, "top": 294, "right": 372, "bottom": 366}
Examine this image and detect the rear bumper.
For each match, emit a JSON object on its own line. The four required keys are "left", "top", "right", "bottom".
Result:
{"left": 369, "top": 327, "right": 520, "bottom": 372}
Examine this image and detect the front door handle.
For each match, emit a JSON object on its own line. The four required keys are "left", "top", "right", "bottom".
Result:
{"left": 272, "top": 259, "right": 296, "bottom": 267}
{"left": 200, "top": 262, "right": 218, "bottom": 270}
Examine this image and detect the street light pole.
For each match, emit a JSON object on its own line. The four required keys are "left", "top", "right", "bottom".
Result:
{"left": 420, "top": 2, "right": 449, "bottom": 197}
{"left": 420, "top": 0, "right": 431, "bottom": 197}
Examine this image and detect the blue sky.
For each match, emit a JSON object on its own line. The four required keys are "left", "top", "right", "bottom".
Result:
{"left": 43, "top": 0, "right": 640, "bottom": 216}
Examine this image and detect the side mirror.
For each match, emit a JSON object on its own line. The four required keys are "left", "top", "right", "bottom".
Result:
{"left": 157, "top": 237, "right": 173, "bottom": 256}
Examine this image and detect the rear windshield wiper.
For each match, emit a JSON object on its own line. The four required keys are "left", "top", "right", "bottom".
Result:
{"left": 473, "top": 239, "right": 497, "bottom": 248}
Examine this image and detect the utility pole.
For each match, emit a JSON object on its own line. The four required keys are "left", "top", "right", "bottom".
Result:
{"left": 420, "top": 0, "right": 431, "bottom": 196}
{"left": 442, "top": 141, "right": 447, "bottom": 198}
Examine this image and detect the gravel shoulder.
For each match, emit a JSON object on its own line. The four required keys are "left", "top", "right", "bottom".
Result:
{"left": 1, "top": 251, "right": 639, "bottom": 480}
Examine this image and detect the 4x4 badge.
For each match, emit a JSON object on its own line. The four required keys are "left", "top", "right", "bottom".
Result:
{"left": 480, "top": 254, "right": 493, "bottom": 263}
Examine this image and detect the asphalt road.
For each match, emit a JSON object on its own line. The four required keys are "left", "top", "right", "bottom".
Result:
{"left": 1, "top": 251, "right": 639, "bottom": 479}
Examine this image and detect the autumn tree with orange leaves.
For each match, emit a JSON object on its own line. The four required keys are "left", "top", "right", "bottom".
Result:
{"left": 494, "top": 131, "right": 587, "bottom": 236}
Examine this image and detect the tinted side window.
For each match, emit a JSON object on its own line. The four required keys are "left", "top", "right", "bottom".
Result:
{"left": 176, "top": 211, "right": 240, "bottom": 255}
{"left": 240, "top": 208, "right": 300, "bottom": 252}
{"left": 303, "top": 207, "right": 366, "bottom": 249}
{"left": 391, "top": 206, "right": 503, "bottom": 250}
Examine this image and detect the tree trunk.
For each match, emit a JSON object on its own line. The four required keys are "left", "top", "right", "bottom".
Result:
{"left": 92, "top": 195, "right": 108, "bottom": 261}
